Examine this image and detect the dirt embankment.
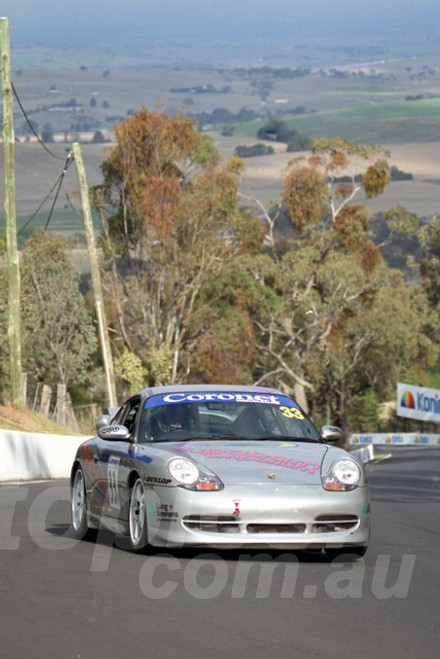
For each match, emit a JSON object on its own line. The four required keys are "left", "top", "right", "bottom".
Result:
{"left": 0, "top": 405, "right": 74, "bottom": 434}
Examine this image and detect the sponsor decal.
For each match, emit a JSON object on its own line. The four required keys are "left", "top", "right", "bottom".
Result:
{"left": 232, "top": 499, "right": 241, "bottom": 516}
{"left": 100, "top": 425, "right": 126, "bottom": 435}
{"left": 397, "top": 383, "right": 440, "bottom": 422}
{"left": 351, "top": 435, "right": 373, "bottom": 444}
{"left": 81, "top": 445, "right": 94, "bottom": 460}
{"left": 349, "top": 432, "right": 440, "bottom": 445}
{"left": 174, "top": 445, "right": 320, "bottom": 475}
{"left": 81, "top": 444, "right": 103, "bottom": 482}
{"left": 415, "top": 435, "right": 431, "bottom": 445}
{"left": 156, "top": 503, "right": 178, "bottom": 522}
{"left": 144, "top": 391, "right": 303, "bottom": 411}
{"left": 133, "top": 453, "right": 154, "bottom": 464}
{"left": 145, "top": 476, "right": 172, "bottom": 485}
{"left": 163, "top": 392, "right": 282, "bottom": 405}
{"left": 416, "top": 392, "right": 440, "bottom": 413}
{"left": 400, "top": 391, "right": 415, "bottom": 409}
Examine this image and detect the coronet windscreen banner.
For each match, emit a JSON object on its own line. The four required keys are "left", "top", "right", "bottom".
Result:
{"left": 397, "top": 383, "right": 440, "bottom": 423}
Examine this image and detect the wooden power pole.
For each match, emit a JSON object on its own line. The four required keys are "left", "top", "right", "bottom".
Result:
{"left": 72, "top": 142, "right": 117, "bottom": 408}
{"left": 1, "top": 17, "right": 23, "bottom": 407}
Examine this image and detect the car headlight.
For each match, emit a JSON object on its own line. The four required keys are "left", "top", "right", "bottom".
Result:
{"left": 322, "top": 458, "right": 364, "bottom": 491}
{"left": 167, "top": 457, "right": 224, "bottom": 491}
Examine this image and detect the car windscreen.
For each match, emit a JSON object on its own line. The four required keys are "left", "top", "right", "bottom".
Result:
{"left": 140, "top": 391, "right": 321, "bottom": 442}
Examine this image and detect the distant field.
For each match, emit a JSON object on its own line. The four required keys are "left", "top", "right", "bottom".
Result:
{"left": 2, "top": 53, "right": 440, "bottom": 233}
{"left": 2, "top": 132, "right": 440, "bottom": 237}
{"left": 212, "top": 136, "right": 440, "bottom": 217}
{"left": 14, "top": 210, "right": 94, "bottom": 248}
{"left": 235, "top": 98, "right": 440, "bottom": 144}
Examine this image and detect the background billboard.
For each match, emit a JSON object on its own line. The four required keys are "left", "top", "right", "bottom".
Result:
{"left": 397, "top": 382, "right": 440, "bottom": 423}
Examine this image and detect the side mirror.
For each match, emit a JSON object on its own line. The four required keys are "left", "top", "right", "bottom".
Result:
{"left": 97, "top": 424, "right": 131, "bottom": 441}
{"left": 321, "top": 425, "right": 343, "bottom": 443}
{"left": 95, "top": 414, "right": 112, "bottom": 432}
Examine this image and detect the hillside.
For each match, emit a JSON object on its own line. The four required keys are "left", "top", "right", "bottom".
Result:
{"left": 0, "top": 404, "right": 75, "bottom": 434}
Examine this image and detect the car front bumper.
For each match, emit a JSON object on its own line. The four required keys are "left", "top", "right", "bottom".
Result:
{"left": 145, "top": 483, "right": 370, "bottom": 549}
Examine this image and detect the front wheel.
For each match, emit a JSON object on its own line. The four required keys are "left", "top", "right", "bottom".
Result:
{"left": 71, "top": 467, "right": 90, "bottom": 540}
{"left": 128, "top": 477, "right": 149, "bottom": 552}
{"left": 325, "top": 545, "right": 368, "bottom": 562}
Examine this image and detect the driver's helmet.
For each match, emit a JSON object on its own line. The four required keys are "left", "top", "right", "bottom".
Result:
{"left": 162, "top": 404, "right": 186, "bottom": 432}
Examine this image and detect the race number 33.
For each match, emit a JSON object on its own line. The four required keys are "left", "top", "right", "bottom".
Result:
{"left": 279, "top": 406, "right": 304, "bottom": 420}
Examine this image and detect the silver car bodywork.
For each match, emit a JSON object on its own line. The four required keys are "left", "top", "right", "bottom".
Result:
{"left": 71, "top": 385, "right": 370, "bottom": 557}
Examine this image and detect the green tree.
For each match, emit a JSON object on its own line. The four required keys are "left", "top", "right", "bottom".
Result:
{"left": 91, "top": 130, "right": 106, "bottom": 143}
{"left": 247, "top": 138, "right": 436, "bottom": 430}
{"left": 20, "top": 231, "right": 97, "bottom": 390}
{"left": 419, "top": 217, "right": 440, "bottom": 308}
{"left": 347, "top": 390, "right": 380, "bottom": 433}
{"left": 92, "top": 114, "right": 438, "bottom": 431}
{"left": 21, "top": 119, "right": 39, "bottom": 136}
{"left": 94, "top": 108, "right": 264, "bottom": 385}
{"left": 41, "top": 123, "right": 54, "bottom": 143}
{"left": 283, "top": 137, "right": 390, "bottom": 231}
{"left": 252, "top": 226, "right": 435, "bottom": 429}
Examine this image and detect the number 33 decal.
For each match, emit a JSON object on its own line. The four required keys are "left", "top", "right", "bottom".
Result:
{"left": 279, "top": 406, "right": 304, "bottom": 420}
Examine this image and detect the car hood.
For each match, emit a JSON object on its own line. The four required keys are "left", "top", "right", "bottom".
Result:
{"left": 164, "top": 440, "right": 330, "bottom": 485}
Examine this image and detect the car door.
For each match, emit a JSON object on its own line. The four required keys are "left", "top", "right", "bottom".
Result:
{"left": 93, "top": 396, "right": 142, "bottom": 524}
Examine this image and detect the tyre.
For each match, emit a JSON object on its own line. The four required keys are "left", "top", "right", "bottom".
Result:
{"left": 71, "top": 467, "right": 90, "bottom": 540}
{"left": 325, "top": 545, "right": 368, "bottom": 562}
{"left": 128, "top": 477, "right": 149, "bottom": 552}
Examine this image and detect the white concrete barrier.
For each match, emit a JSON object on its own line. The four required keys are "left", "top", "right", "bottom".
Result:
{"left": 349, "top": 444, "right": 375, "bottom": 464}
{"left": 2, "top": 429, "right": 432, "bottom": 483}
{"left": 0, "top": 430, "right": 88, "bottom": 482}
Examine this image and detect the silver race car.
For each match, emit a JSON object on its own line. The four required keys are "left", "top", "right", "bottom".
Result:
{"left": 71, "top": 385, "right": 370, "bottom": 559}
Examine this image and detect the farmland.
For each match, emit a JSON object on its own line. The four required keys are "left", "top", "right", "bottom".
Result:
{"left": 2, "top": 49, "right": 440, "bottom": 234}
{"left": 235, "top": 97, "right": 440, "bottom": 144}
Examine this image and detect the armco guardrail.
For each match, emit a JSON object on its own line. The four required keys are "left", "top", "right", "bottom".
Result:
{"left": 0, "top": 430, "right": 88, "bottom": 482}
{"left": 350, "top": 432, "right": 440, "bottom": 447}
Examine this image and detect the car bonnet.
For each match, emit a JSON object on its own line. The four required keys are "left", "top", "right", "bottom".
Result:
{"left": 167, "top": 440, "right": 329, "bottom": 485}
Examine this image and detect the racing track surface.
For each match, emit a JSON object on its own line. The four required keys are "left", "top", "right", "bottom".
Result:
{"left": 0, "top": 447, "right": 439, "bottom": 659}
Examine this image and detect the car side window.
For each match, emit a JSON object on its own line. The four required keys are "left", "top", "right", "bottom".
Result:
{"left": 112, "top": 404, "right": 128, "bottom": 426}
{"left": 124, "top": 398, "right": 141, "bottom": 436}
{"left": 112, "top": 397, "right": 141, "bottom": 437}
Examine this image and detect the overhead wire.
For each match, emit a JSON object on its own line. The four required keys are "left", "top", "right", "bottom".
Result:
{"left": 11, "top": 77, "right": 76, "bottom": 234}
{"left": 17, "top": 151, "right": 74, "bottom": 236}
{"left": 11, "top": 80, "right": 66, "bottom": 161}
{"left": 42, "top": 152, "right": 74, "bottom": 232}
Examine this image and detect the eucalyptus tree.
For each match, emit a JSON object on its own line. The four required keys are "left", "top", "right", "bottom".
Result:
{"left": 94, "top": 108, "right": 265, "bottom": 386}
{"left": 19, "top": 230, "right": 97, "bottom": 392}
{"left": 251, "top": 138, "right": 435, "bottom": 429}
